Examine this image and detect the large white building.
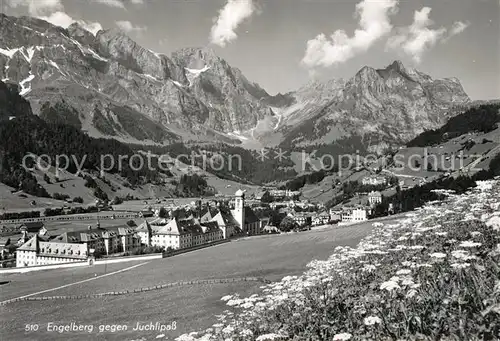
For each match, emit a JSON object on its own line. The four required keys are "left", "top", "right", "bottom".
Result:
{"left": 136, "top": 217, "right": 222, "bottom": 250}
{"left": 16, "top": 224, "right": 141, "bottom": 267}
{"left": 341, "top": 208, "right": 368, "bottom": 223}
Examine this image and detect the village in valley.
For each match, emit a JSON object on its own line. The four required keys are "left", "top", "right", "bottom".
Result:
{"left": 0, "top": 172, "right": 404, "bottom": 269}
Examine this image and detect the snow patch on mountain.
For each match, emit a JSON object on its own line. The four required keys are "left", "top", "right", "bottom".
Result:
{"left": 19, "top": 74, "right": 35, "bottom": 96}
{"left": 227, "top": 131, "right": 249, "bottom": 141}
{"left": 185, "top": 65, "right": 211, "bottom": 86}
{"left": 172, "top": 80, "right": 184, "bottom": 88}
{"left": 20, "top": 46, "right": 35, "bottom": 62}
{"left": 0, "top": 47, "right": 21, "bottom": 58}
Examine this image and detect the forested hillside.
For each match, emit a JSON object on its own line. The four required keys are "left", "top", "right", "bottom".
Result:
{"left": 0, "top": 115, "right": 168, "bottom": 196}
{"left": 407, "top": 104, "right": 500, "bottom": 147}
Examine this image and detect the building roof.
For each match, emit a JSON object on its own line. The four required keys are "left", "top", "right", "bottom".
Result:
{"left": 200, "top": 221, "right": 220, "bottom": 234}
{"left": 235, "top": 189, "right": 245, "bottom": 197}
{"left": 19, "top": 222, "right": 44, "bottom": 233}
{"left": 244, "top": 207, "right": 260, "bottom": 224}
{"left": 155, "top": 218, "right": 186, "bottom": 236}
{"left": 52, "top": 224, "right": 136, "bottom": 244}
{"left": 17, "top": 235, "right": 39, "bottom": 251}
{"left": 136, "top": 220, "right": 152, "bottom": 232}
{"left": 200, "top": 207, "right": 219, "bottom": 221}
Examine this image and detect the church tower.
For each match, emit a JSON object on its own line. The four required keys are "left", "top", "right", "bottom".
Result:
{"left": 233, "top": 189, "right": 245, "bottom": 230}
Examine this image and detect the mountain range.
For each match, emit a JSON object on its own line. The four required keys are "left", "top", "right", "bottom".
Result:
{"left": 0, "top": 13, "right": 471, "bottom": 151}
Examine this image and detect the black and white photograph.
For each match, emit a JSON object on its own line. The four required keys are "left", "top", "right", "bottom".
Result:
{"left": 0, "top": 0, "right": 499, "bottom": 340}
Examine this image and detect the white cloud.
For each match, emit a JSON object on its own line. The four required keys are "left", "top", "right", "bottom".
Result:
{"left": 115, "top": 20, "right": 147, "bottom": 34}
{"left": 301, "top": 0, "right": 399, "bottom": 68}
{"left": 210, "top": 0, "right": 256, "bottom": 47}
{"left": 38, "top": 11, "right": 103, "bottom": 35}
{"left": 130, "top": 0, "right": 144, "bottom": 4}
{"left": 387, "top": 7, "right": 468, "bottom": 63}
{"left": 7, "top": 0, "right": 103, "bottom": 36}
{"left": 92, "top": 0, "right": 126, "bottom": 9}
{"left": 450, "top": 21, "right": 470, "bottom": 36}
{"left": 6, "top": 0, "right": 63, "bottom": 16}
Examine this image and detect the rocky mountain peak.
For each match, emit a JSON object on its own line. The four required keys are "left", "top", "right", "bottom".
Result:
{"left": 67, "top": 22, "right": 97, "bottom": 46}
{"left": 171, "top": 47, "right": 223, "bottom": 71}
{"left": 0, "top": 13, "right": 473, "bottom": 150}
{"left": 386, "top": 60, "right": 407, "bottom": 73}
{"left": 355, "top": 66, "right": 380, "bottom": 82}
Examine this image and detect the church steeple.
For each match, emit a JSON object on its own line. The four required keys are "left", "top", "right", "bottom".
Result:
{"left": 233, "top": 189, "right": 245, "bottom": 230}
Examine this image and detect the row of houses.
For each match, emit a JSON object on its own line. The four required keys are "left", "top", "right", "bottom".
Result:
{"left": 15, "top": 190, "right": 267, "bottom": 268}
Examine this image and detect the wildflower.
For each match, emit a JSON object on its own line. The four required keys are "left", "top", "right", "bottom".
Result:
{"left": 459, "top": 241, "right": 482, "bottom": 248}
{"left": 333, "top": 333, "right": 352, "bottom": 340}
{"left": 409, "top": 245, "right": 425, "bottom": 250}
{"left": 451, "top": 263, "right": 470, "bottom": 269}
{"left": 396, "top": 269, "right": 411, "bottom": 275}
{"left": 401, "top": 278, "right": 415, "bottom": 286}
{"left": 363, "top": 264, "right": 377, "bottom": 272}
{"left": 380, "top": 280, "right": 400, "bottom": 291}
{"left": 241, "top": 302, "right": 254, "bottom": 309}
{"left": 220, "top": 295, "right": 233, "bottom": 302}
{"left": 451, "top": 250, "right": 477, "bottom": 261}
{"left": 222, "top": 325, "right": 234, "bottom": 334}
{"left": 176, "top": 335, "right": 197, "bottom": 341}
{"left": 256, "top": 333, "right": 285, "bottom": 341}
{"left": 406, "top": 289, "right": 418, "bottom": 298}
{"left": 239, "top": 329, "right": 253, "bottom": 337}
{"left": 226, "top": 298, "right": 244, "bottom": 307}
{"left": 430, "top": 252, "right": 446, "bottom": 259}
{"left": 486, "top": 216, "right": 500, "bottom": 231}
{"left": 364, "top": 316, "right": 382, "bottom": 325}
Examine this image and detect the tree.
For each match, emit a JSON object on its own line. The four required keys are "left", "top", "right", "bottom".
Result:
{"left": 94, "top": 187, "right": 108, "bottom": 201}
{"left": 279, "top": 217, "right": 298, "bottom": 232}
{"left": 111, "top": 196, "right": 123, "bottom": 205}
{"left": 73, "top": 196, "right": 84, "bottom": 204}
{"left": 260, "top": 191, "right": 273, "bottom": 203}
{"left": 43, "top": 174, "right": 51, "bottom": 184}
{"left": 158, "top": 207, "right": 168, "bottom": 218}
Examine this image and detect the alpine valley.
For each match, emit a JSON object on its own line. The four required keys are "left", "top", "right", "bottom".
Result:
{"left": 1, "top": 13, "right": 472, "bottom": 152}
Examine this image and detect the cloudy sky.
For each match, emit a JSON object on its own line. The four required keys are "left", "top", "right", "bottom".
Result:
{"left": 1, "top": 0, "right": 498, "bottom": 100}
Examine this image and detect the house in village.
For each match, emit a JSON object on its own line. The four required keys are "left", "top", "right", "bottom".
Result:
{"left": 329, "top": 208, "right": 342, "bottom": 222}
{"left": 368, "top": 191, "right": 383, "bottom": 206}
{"left": 312, "top": 212, "right": 331, "bottom": 226}
{"left": 288, "top": 212, "right": 311, "bottom": 227}
{"left": 341, "top": 207, "right": 368, "bottom": 223}
{"left": 362, "top": 176, "right": 387, "bottom": 186}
